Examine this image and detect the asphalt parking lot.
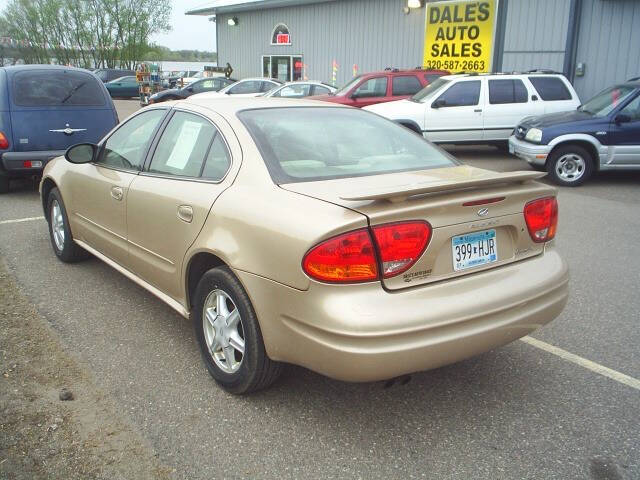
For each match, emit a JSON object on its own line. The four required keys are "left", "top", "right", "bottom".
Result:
{"left": 1, "top": 99, "right": 639, "bottom": 479}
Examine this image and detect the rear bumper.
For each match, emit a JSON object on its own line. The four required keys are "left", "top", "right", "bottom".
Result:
{"left": 235, "top": 247, "right": 569, "bottom": 382}
{"left": 1, "top": 151, "right": 65, "bottom": 176}
{"left": 509, "top": 135, "right": 551, "bottom": 166}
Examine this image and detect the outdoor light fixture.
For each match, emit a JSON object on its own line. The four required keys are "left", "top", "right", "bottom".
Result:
{"left": 228, "top": 17, "right": 239, "bottom": 26}
{"left": 407, "top": 0, "right": 422, "bottom": 8}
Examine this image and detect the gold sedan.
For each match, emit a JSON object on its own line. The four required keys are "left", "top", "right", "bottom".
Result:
{"left": 40, "top": 98, "right": 568, "bottom": 394}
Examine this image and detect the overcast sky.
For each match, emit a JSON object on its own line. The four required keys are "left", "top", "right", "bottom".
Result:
{"left": 0, "top": 0, "right": 217, "bottom": 52}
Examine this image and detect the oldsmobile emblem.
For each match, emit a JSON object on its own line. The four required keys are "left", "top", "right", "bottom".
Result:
{"left": 477, "top": 208, "right": 489, "bottom": 217}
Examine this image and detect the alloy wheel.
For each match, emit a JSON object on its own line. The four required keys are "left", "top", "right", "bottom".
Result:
{"left": 202, "top": 289, "right": 245, "bottom": 373}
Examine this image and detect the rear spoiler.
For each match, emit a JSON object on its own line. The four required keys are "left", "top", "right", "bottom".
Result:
{"left": 340, "top": 171, "right": 546, "bottom": 203}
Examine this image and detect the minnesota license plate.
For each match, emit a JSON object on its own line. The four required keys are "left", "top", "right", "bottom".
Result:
{"left": 452, "top": 229, "right": 498, "bottom": 271}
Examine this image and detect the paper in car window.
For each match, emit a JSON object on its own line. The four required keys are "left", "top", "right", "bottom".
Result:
{"left": 166, "top": 121, "right": 203, "bottom": 169}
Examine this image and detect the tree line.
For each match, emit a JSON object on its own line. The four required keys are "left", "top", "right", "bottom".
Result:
{"left": 0, "top": 0, "right": 174, "bottom": 69}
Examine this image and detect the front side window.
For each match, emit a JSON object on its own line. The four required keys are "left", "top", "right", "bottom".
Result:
{"left": 98, "top": 109, "right": 166, "bottom": 170}
{"left": 272, "top": 84, "right": 311, "bottom": 98}
{"left": 489, "top": 79, "right": 528, "bottom": 104}
{"left": 392, "top": 75, "right": 423, "bottom": 96}
{"left": 528, "top": 77, "right": 572, "bottom": 101}
{"left": 619, "top": 95, "right": 640, "bottom": 121}
{"left": 13, "top": 70, "right": 105, "bottom": 106}
{"left": 435, "top": 81, "right": 481, "bottom": 107}
{"left": 149, "top": 112, "right": 217, "bottom": 178}
{"left": 229, "top": 81, "right": 263, "bottom": 94}
{"left": 238, "top": 107, "right": 455, "bottom": 183}
{"left": 353, "top": 77, "right": 388, "bottom": 98}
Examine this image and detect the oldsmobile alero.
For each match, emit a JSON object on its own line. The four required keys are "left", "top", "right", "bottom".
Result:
{"left": 40, "top": 97, "right": 568, "bottom": 394}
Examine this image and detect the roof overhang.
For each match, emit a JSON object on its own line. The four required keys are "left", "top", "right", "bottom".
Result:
{"left": 186, "top": 0, "right": 336, "bottom": 16}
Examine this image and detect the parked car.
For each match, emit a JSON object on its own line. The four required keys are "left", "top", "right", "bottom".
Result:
{"left": 94, "top": 68, "right": 136, "bottom": 83}
{"left": 0, "top": 65, "right": 118, "bottom": 193}
{"left": 365, "top": 72, "right": 581, "bottom": 147}
{"left": 148, "top": 77, "right": 236, "bottom": 104}
{"left": 163, "top": 70, "right": 199, "bottom": 89}
{"left": 193, "top": 78, "right": 282, "bottom": 99}
{"left": 509, "top": 79, "right": 640, "bottom": 186}
{"left": 313, "top": 68, "right": 449, "bottom": 108}
{"left": 40, "top": 98, "right": 568, "bottom": 394}
{"left": 105, "top": 75, "right": 139, "bottom": 98}
{"left": 262, "top": 81, "right": 336, "bottom": 98}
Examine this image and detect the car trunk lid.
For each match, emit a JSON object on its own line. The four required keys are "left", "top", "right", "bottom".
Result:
{"left": 282, "top": 165, "right": 556, "bottom": 290}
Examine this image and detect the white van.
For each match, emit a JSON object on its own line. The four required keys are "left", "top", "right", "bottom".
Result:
{"left": 364, "top": 72, "right": 580, "bottom": 145}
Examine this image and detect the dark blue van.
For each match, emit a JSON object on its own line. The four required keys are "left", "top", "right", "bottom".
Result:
{"left": 0, "top": 65, "right": 119, "bottom": 193}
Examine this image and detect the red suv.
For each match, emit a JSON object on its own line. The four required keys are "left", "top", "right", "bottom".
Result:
{"left": 313, "top": 68, "right": 449, "bottom": 108}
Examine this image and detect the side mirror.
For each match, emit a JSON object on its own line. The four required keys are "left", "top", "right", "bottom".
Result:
{"left": 187, "top": 87, "right": 194, "bottom": 92}
{"left": 432, "top": 99, "right": 446, "bottom": 109}
{"left": 531, "top": 95, "right": 539, "bottom": 101}
{"left": 65, "top": 143, "right": 97, "bottom": 164}
{"left": 615, "top": 113, "right": 631, "bottom": 125}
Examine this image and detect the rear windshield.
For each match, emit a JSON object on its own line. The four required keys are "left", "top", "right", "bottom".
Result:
{"left": 238, "top": 107, "right": 455, "bottom": 183}
{"left": 13, "top": 70, "right": 105, "bottom": 106}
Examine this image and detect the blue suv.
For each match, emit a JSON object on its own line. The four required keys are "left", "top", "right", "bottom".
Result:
{"left": 509, "top": 79, "right": 640, "bottom": 186}
{"left": 0, "top": 65, "right": 118, "bottom": 193}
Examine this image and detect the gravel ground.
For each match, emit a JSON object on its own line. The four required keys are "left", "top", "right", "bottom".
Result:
{"left": 0, "top": 259, "right": 173, "bottom": 480}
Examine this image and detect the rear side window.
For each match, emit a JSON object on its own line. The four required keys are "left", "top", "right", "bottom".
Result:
{"left": 392, "top": 75, "right": 423, "bottom": 96}
{"left": 436, "top": 81, "right": 481, "bottom": 107}
{"left": 13, "top": 70, "right": 105, "bottom": 106}
{"left": 528, "top": 77, "right": 572, "bottom": 101}
{"left": 489, "top": 79, "right": 528, "bottom": 104}
{"left": 229, "top": 81, "right": 262, "bottom": 94}
{"left": 149, "top": 112, "right": 217, "bottom": 178}
{"left": 312, "top": 85, "right": 331, "bottom": 95}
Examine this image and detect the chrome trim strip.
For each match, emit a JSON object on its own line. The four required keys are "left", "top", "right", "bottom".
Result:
{"left": 74, "top": 239, "right": 189, "bottom": 318}
{"left": 74, "top": 213, "right": 126, "bottom": 241}
{"left": 127, "top": 238, "right": 175, "bottom": 266}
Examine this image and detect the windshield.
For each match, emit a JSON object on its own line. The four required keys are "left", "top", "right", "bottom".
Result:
{"left": 238, "top": 107, "right": 455, "bottom": 183}
{"left": 578, "top": 86, "right": 636, "bottom": 116}
{"left": 333, "top": 76, "right": 362, "bottom": 96}
{"left": 411, "top": 77, "right": 451, "bottom": 102}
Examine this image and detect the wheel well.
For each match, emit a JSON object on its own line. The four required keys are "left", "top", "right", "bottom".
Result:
{"left": 396, "top": 120, "right": 422, "bottom": 135}
{"left": 549, "top": 141, "right": 599, "bottom": 170}
{"left": 40, "top": 178, "right": 57, "bottom": 220}
{"left": 186, "top": 252, "right": 227, "bottom": 310}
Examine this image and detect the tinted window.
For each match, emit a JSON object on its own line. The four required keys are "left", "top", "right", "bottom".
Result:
{"left": 435, "top": 81, "right": 481, "bottom": 107}
{"left": 312, "top": 85, "right": 331, "bottom": 96}
{"left": 392, "top": 75, "right": 423, "bottom": 96}
{"left": 191, "top": 79, "right": 218, "bottom": 93}
{"left": 13, "top": 70, "right": 105, "bottom": 106}
{"left": 489, "top": 79, "right": 528, "bottom": 104}
{"left": 272, "top": 84, "right": 312, "bottom": 98}
{"left": 353, "top": 77, "right": 388, "bottom": 98}
{"left": 98, "top": 109, "right": 165, "bottom": 170}
{"left": 201, "top": 134, "right": 231, "bottom": 180}
{"left": 149, "top": 112, "right": 216, "bottom": 178}
{"left": 620, "top": 95, "right": 640, "bottom": 121}
{"left": 425, "top": 73, "right": 445, "bottom": 84}
{"left": 528, "top": 77, "right": 572, "bottom": 101}
{"left": 238, "top": 107, "right": 454, "bottom": 183}
{"left": 229, "top": 81, "right": 263, "bottom": 94}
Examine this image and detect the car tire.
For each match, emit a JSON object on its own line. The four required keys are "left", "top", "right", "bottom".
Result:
{"left": 0, "top": 173, "right": 9, "bottom": 194}
{"left": 193, "top": 266, "right": 282, "bottom": 394}
{"left": 47, "top": 187, "right": 89, "bottom": 262}
{"left": 546, "top": 144, "right": 594, "bottom": 187}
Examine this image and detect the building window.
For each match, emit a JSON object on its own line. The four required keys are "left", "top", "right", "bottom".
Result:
{"left": 271, "top": 23, "right": 291, "bottom": 45}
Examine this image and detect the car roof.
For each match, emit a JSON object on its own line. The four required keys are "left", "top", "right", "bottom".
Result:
{"left": 184, "top": 96, "right": 346, "bottom": 114}
{"left": 1, "top": 64, "right": 95, "bottom": 74}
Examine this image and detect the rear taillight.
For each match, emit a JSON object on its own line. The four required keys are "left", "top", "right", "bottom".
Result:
{"left": 0, "top": 131, "right": 9, "bottom": 149}
{"left": 302, "top": 229, "right": 378, "bottom": 283}
{"left": 524, "top": 197, "right": 558, "bottom": 243}
{"left": 302, "top": 221, "right": 431, "bottom": 283}
{"left": 372, "top": 221, "right": 431, "bottom": 278}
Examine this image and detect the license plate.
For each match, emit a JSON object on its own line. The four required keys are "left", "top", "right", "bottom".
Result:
{"left": 452, "top": 229, "right": 498, "bottom": 271}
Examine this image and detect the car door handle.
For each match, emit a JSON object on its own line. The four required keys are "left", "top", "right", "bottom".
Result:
{"left": 177, "top": 205, "right": 193, "bottom": 223}
{"left": 110, "top": 186, "right": 123, "bottom": 201}
{"left": 474, "top": 109, "right": 482, "bottom": 113}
